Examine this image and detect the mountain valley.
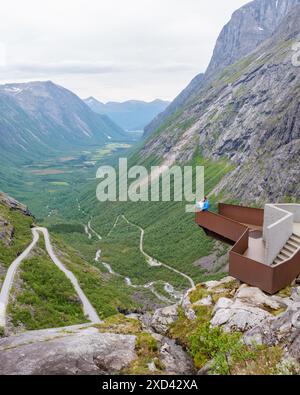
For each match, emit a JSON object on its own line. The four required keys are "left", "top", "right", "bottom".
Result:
{"left": 0, "top": 0, "right": 300, "bottom": 376}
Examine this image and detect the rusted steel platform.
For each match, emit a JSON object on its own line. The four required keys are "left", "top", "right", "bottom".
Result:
{"left": 196, "top": 203, "right": 300, "bottom": 294}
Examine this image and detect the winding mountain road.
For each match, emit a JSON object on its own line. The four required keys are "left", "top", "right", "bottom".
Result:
{"left": 84, "top": 225, "right": 92, "bottom": 239}
{"left": 122, "top": 215, "right": 195, "bottom": 289}
{"left": 0, "top": 209, "right": 194, "bottom": 330}
{"left": 88, "top": 220, "right": 102, "bottom": 240}
{"left": 80, "top": 208, "right": 195, "bottom": 300}
{"left": 0, "top": 230, "right": 39, "bottom": 327}
{"left": 107, "top": 215, "right": 121, "bottom": 237}
{"left": 0, "top": 227, "right": 101, "bottom": 328}
{"left": 95, "top": 242, "right": 179, "bottom": 303}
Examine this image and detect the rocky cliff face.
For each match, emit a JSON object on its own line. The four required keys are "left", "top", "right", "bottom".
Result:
{"left": 141, "top": 4, "right": 300, "bottom": 202}
{"left": 0, "top": 192, "right": 32, "bottom": 246}
{"left": 205, "top": 0, "right": 300, "bottom": 80}
{"left": 0, "top": 192, "right": 32, "bottom": 217}
{"left": 144, "top": 0, "right": 300, "bottom": 138}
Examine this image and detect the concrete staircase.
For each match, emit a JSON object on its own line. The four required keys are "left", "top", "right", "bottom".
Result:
{"left": 273, "top": 233, "right": 300, "bottom": 265}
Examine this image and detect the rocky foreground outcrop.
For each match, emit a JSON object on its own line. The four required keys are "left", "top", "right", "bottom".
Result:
{"left": 151, "top": 276, "right": 300, "bottom": 374}
{"left": 1, "top": 276, "right": 300, "bottom": 375}
{"left": 0, "top": 321, "right": 194, "bottom": 375}
{"left": 0, "top": 325, "right": 136, "bottom": 375}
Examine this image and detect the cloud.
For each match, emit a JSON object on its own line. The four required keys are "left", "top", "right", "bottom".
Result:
{"left": 0, "top": 0, "right": 250, "bottom": 101}
{"left": 0, "top": 61, "right": 197, "bottom": 76}
{"left": 1, "top": 61, "right": 131, "bottom": 75}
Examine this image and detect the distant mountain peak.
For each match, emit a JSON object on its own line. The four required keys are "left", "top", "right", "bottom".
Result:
{"left": 0, "top": 81, "right": 126, "bottom": 165}
{"left": 84, "top": 97, "right": 170, "bottom": 131}
{"left": 85, "top": 96, "right": 103, "bottom": 104}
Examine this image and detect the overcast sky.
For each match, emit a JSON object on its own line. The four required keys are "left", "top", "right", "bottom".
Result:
{"left": 0, "top": 0, "right": 250, "bottom": 102}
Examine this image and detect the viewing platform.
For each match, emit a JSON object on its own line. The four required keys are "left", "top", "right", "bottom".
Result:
{"left": 195, "top": 203, "right": 300, "bottom": 294}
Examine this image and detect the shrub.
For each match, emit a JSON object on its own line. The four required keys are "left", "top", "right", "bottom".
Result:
{"left": 136, "top": 333, "right": 158, "bottom": 356}
{"left": 123, "top": 332, "right": 164, "bottom": 375}
{"left": 188, "top": 323, "right": 255, "bottom": 374}
{"left": 97, "top": 314, "right": 142, "bottom": 335}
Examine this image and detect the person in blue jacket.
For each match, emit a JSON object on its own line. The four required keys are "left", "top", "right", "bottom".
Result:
{"left": 195, "top": 196, "right": 210, "bottom": 211}
{"left": 202, "top": 196, "right": 210, "bottom": 212}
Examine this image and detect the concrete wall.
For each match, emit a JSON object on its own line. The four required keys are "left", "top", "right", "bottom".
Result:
{"left": 263, "top": 204, "right": 294, "bottom": 265}
{"left": 273, "top": 204, "right": 300, "bottom": 222}
{"left": 263, "top": 205, "right": 290, "bottom": 238}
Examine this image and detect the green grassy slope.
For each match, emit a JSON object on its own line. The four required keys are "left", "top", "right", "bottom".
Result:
{"left": 100, "top": 215, "right": 190, "bottom": 289}
{"left": 0, "top": 191, "right": 153, "bottom": 330}
{"left": 0, "top": 203, "right": 33, "bottom": 272}
{"left": 8, "top": 238, "right": 88, "bottom": 331}
{"left": 0, "top": 128, "right": 235, "bottom": 315}
{"left": 53, "top": 153, "right": 233, "bottom": 293}
{"left": 50, "top": 234, "right": 156, "bottom": 318}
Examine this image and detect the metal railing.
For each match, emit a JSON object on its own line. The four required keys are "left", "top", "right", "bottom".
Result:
{"left": 195, "top": 203, "right": 300, "bottom": 294}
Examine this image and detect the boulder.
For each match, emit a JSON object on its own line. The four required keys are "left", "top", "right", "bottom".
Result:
{"left": 208, "top": 284, "right": 300, "bottom": 369}
{"left": 150, "top": 305, "right": 178, "bottom": 335}
{"left": 211, "top": 291, "right": 274, "bottom": 332}
{"left": 204, "top": 276, "right": 237, "bottom": 291}
{"left": 213, "top": 297, "right": 234, "bottom": 313}
{"left": 0, "top": 325, "right": 136, "bottom": 375}
{"left": 194, "top": 295, "right": 213, "bottom": 307}
{"left": 159, "top": 337, "right": 195, "bottom": 375}
{"left": 288, "top": 331, "right": 300, "bottom": 362}
{"left": 235, "top": 285, "right": 286, "bottom": 311}
{"left": 210, "top": 284, "right": 296, "bottom": 333}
